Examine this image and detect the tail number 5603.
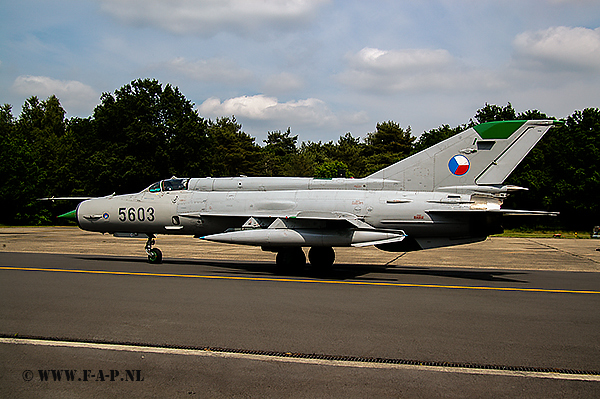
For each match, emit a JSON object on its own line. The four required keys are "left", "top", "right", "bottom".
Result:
{"left": 118, "top": 207, "right": 155, "bottom": 222}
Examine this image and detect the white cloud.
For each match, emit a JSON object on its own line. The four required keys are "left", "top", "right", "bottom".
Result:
{"left": 337, "top": 47, "right": 502, "bottom": 94}
{"left": 349, "top": 47, "right": 454, "bottom": 72}
{"left": 513, "top": 26, "right": 600, "bottom": 71}
{"left": 12, "top": 75, "right": 98, "bottom": 115}
{"left": 99, "top": 0, "right": 330, "bottom": 35}
{"left": 198, "top": 94, "right": 370, "bottom": 141}
{"left": 163, "top": 57, "right": 254, "bottom": 84}
{"left": 199, "top": 94, "right": 337, "bottom": 126}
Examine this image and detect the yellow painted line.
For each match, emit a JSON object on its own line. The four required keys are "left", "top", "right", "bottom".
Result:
{"left": 1, "top": 266, "right": 599, "bottom": 295}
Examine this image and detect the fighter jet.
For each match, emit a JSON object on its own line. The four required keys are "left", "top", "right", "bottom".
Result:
{"left": 57, "top": 120, "right": 558, "bottom": 269}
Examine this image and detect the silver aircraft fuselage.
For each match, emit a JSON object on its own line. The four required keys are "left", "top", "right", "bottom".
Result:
{"left": 77, "top": 176, "right": 503, "bottom": 251}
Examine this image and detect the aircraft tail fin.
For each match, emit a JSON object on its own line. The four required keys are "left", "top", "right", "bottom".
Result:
{"left": 367, "top": 120, "right": 557, "bottom": 191}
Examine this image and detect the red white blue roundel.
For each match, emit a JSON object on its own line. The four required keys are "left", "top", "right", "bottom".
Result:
{"left": 448, "top": 155, "right": 470, "bottom": 176}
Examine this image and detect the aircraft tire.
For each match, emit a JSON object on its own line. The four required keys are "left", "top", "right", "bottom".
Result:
{"left": 308, "top": 246, "right": 335, "bottom": 268}
{"left": 276, "top": 248, "right": 306, "bottom": 274}
{"left": 147, "top": 248, "right": 163, "bottom": 264}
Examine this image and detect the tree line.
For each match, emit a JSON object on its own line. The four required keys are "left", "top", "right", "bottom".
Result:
{"left": 1, "top": 79, "right": 598, "bottom": 229}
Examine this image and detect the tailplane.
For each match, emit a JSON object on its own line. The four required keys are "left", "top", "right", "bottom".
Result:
{"left": 367, "top": 120, "right": 557, "bottom": 191}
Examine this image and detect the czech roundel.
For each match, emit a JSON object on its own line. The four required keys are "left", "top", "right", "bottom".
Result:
{"left": 448, "top": 155, "right": 470, "bottom": 176}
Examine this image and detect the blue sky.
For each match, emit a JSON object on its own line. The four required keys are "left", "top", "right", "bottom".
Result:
{"left": 1, "top": 0, "right": 599, "bottom": 143}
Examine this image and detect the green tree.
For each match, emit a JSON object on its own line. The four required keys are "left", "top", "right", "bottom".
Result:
{"left": 413, "top": 124, "right": 466, "bottom": 154}
{"left": 57, "top": 116, "right": 100, "bottom": 196}
{"left": 474, "top": 102, "right": 517, "bottom": 123}
{"left": 160, "top": 87, "right": 210, "bottom": 178}
{"left": 314, "top": 160, "right": 352, "bottom": 179}
{"left": 0, "top": 104, "right": 31, "bottom": 224}
{"left": 330, "top": 133, "right": 365, "bottom": 177}
{"left": 262, "top": 127, "right": 299, "bottom": 176}
{"left": 208, "top": 117, "right": 262, "bottom": 177}
{"left": 362, "top": 121, "right": 415, "bottom": 175}
{"left": 505, "top": 108, "right": 600, "bottom": 229}
{"left": 16, "top": 95, "right": 66, "bottom": 189}
{"left": 7, "top": 96, "right": 68, "bottom": 224}
{"left": 263, "top": 127, "right": 297, "bottom": 156}
{"left": 517, "top": 109, "right": 549, "bottom": 120}
{"left": 93, "top": 79, "right": 208, "bottom": 192}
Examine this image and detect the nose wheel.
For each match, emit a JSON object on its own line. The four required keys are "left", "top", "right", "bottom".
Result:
{"left": 145, "top": 235, "right": 163, "bottom": 264}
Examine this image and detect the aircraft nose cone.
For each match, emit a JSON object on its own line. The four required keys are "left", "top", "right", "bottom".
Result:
{"left": 58, "top": 209, "right": 77, "bottom": 221}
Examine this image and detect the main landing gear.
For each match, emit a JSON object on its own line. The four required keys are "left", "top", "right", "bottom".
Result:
{"left": 145, "top": 234, "right": 163, "bottom": 264}
{"left": 308, "top": 246, "right": 335, "bottom": 268}
{"left": 275, "top": 246, "right": 335, "bottom": 273}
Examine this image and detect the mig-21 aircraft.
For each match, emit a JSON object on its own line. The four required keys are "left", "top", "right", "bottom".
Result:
{"left": 55, "top": 120, "right": 558, "bottom": 270}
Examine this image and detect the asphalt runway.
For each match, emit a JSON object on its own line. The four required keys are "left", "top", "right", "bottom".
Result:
{"left": 1, "top": 228, "right": 600, "bottom": 397}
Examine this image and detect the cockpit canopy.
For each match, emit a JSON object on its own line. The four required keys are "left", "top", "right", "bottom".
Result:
{"left": 148, "top": 178, "right": 189, "bottom": 193}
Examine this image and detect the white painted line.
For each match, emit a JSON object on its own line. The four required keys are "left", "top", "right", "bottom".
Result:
{"left": 2, "top": 338, "right": 599, "bottom": 382}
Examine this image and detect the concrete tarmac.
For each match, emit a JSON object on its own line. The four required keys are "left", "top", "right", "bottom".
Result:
{"left": 1, "top": 226, "right": 600, "bottom": 271}
{"left": 1, "top": 227, "right": 599, "bottom": 398}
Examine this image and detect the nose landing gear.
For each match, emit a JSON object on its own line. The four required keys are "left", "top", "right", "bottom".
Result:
{"left": 145, "top": 234, "right": 163, "bottom": 264}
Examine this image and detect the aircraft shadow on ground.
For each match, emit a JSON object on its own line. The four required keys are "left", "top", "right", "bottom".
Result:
{"left": 75, "top": 255, "right": 529, "bottom": 284}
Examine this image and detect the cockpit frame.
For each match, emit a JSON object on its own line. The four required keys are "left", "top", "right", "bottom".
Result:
{"left": 148, "top": 178, "right": 189, "bottom": 193}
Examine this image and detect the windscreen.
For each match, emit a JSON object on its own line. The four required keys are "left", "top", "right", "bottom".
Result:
{"left": 148, "top": 178, "right": 189, "bottom": 192}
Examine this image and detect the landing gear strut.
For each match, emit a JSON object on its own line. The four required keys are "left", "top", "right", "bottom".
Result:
{"left": 145, "top": 234, "right": 162, "bottom": 264}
